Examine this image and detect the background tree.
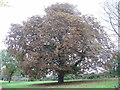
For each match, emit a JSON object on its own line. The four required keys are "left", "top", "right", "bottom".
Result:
{"left": 0, "top": 0, "right": 9, "bottom": 7}
{"left": 112, "top": 51, "right": 120, "bottom": 75}
{"left": 102, "top": 1, "right": 120, "bottom": 88}
{"left": 0, "top": 50, "right": 19, "bottom": 83}
{"left": 0, "top": 53, "right": 2, "bottom": 80}
{"left": 5, "top": 3, "right": 115, "bottom": 83}
{"left": 102, "top": 0, "right": 120, "bottom": 37}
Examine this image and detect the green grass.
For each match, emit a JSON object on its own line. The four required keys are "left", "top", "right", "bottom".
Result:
{"left": 1, "top": 78, "right": 118, "bottom": 88}
{"left": 1, "top": 81, "right": 57, "bottom": 88}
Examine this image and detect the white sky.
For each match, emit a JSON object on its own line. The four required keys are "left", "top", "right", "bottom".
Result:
{"left": 0, "top": 0, "right": 114, "bottom": 50}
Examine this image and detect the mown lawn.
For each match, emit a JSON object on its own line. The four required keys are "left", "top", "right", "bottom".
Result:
{"left": 1, "top": 81, "right": 57, "bottom": 88}
{"left": 1, "top": 78, "right": 118, "bottom": 89}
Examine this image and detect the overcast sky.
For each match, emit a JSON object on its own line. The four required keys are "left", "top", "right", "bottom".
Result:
{"left": 0, "top": 0, "right": 113, "bottom": 50}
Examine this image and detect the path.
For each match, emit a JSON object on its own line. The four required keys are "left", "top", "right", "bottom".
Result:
{"left": 0, "top": 80, "right": 2, "bottom": 90}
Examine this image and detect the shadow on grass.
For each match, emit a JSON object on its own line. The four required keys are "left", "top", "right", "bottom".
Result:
{"left": 32, "top": 78, "right": 118, "bottom": 87}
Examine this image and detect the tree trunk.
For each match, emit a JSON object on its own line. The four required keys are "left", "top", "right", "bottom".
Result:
{"left": 7, "top": 76, "right": 11, "bottom": 83}
{"left": 7, "top": 72, "right": 14, "bottom": 83}
{"left": 58, "top": 71, "right": 64, "bottom": 83}
{"left": 8, "top": 77, "right": 11, "bottom": 83}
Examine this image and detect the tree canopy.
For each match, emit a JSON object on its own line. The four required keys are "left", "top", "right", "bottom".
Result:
{"left": 5, "top": 3, "right": 115, "bottom": 83}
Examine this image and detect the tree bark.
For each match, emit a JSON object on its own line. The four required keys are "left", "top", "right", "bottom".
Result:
{"left": 58, "top": 71, "right": 64, "bottom": 83}
{"left": 7, "top": 71, "right": 15, "bottom": 83}
{"left": 7, "top": 75, "right": 11, "bottom": 83}
{"left": 8, "top": 77, "right": 11, "bottom": 83}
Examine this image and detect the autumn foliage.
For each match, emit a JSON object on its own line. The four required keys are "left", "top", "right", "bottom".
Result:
{"left": 5, "top": 3, "right": 114, "bottom": 83}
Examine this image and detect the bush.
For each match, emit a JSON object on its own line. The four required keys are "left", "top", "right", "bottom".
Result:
{"left": 12, "top": 75, "right": 29, "bottom": 81}
{"left": 41, "top": 75, "right": 58, "bottom": 81}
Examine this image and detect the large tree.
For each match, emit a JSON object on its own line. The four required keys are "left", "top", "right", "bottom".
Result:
{"left": 5, "top": 3, "right": 114, "bottom": 83}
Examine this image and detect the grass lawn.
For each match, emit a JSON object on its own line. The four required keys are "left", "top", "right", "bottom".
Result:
{"left": 1, "top": 78, "right": 118, "bottom": 88}
{"left": 1, "top": 81, "right": 57, "bottom": 88}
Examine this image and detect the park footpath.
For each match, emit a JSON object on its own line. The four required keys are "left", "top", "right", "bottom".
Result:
{"left": 0, "top": 85, "right": 1, "bottom": 90}
{"left": 0, "top": 80, "right": 2, "bottom": 90}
